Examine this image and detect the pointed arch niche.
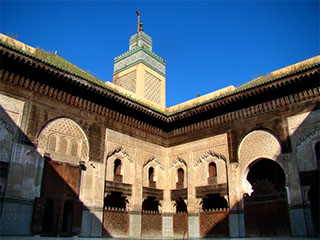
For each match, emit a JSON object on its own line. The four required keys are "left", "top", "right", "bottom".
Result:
{"left": 143, "top": 156, "right": 164, "bottom": 189}
{"left": 106, "top": 146, "right": 133, "bottom": 184}
{"left": 170, "top": 157, "right": 187, "bottom": 189}
{"left": 194, "top": 150, "right": 227, "bottom": 186}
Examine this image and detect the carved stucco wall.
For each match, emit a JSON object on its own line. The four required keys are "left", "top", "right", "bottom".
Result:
{"left": 170, "top": 157, "right": 187, "bottom": 189}
{"left": 37, "top": 118, "right": 104, "bottom": 208}
{"left": 168, "top": 133, "right": 229, "bottom": 212}
{"left": 288, "top": 110, "right": 320, "bottom": 172}
{"left": 37, "top": 118, "right": 89, "bottom": 164}
{"left": 239, "top": 129, "right": 282, "bottom": 166}
{"left": 105, "top": 129, "right": 167, "bottom": 211}
{"left": 287, "top": 110, "right": 320, "bottom": 206}
{"left": 106, "top": 146, "right": 134, "bottom": 184}
{"left": 238, "top": 130, "right": 282, "bottom": 196}
{"left": 0, "top": 94, "right": 44, "bottom": 200}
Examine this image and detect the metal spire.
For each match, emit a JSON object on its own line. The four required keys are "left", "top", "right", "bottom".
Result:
{"left": 136, "top": 11, "right": 143, "bottom": 33}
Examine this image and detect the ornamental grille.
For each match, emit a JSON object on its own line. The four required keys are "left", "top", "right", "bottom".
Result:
{"left": 38, "top": 118, "right": 88, "bottom": 160}
{"left": 116, "top": 71, "right": 136, "bottom": 93}
{"left": 144, "top": 71, "right": 161, "bottom": 104}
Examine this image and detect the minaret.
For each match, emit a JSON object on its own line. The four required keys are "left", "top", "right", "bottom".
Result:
{"left": 113, "top": 11, "right": 166, "bottom": 107}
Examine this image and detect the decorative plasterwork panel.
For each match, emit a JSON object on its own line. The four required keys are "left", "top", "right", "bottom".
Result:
{"left": 107, "top": 145, "right": 134, "bottom": 164}
{"left": 116, "top": 70, "right": 137, "bottom": 93}
{"left": 144, "top": 71, "right": 161, "bottom": 104}
{"left": 170, "top": 157, "right": 187, "bottom": 168}
{"left": 114, "top": 49, "right": 165, "bottom": 75}
{"left": 143, "top": 156, "right": 164, "bottom": 170}
{"left": 38, "top": 118, "right": 89, "bottom": 162}
{"left": 238, "top": 130, "right": 281, "bottom": 166}
{"left": 194, "top": 150, "right": 227, "bottom": 167}
{"left": 295, "top": 125, "right": 320, "bottom": 150}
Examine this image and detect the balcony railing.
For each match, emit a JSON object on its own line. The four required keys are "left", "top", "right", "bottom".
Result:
{"left": 149, "top": 181, "right": 156, "bottom": 188}
{"left": 176, "top": 182, "right": 184, "bottom": 189}
{"left": 208, "top": 177, "right": 217, "bottom": 185}
{"left": 114, "top": 174, "right": 123, "bottom": 183}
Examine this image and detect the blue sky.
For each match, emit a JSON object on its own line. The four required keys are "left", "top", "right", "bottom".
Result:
{"left": 1, "top": 1, "right": 319, "bottom": 106}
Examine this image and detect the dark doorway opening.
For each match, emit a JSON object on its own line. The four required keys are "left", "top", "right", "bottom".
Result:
{"left": 104, "top": 191, "right": 127, "bottom": 209}
{"left": 175, "top": 197, "right": 187, "bottom": 213}
{"left": 244, "top": 158, "right": 290, "bottom": 237}
{"left": 142, "top": 197, "right": 159, "bottom": 212}
{"left": 201, "top": 194, "right": 228, "bottom": 211}
{"left": 42, "top": 199, "right": 55, "bottom": 233}
{"left": 247, "top": 159, "right": 286, "bottom": 192}
{"left": 62, "top": 200, "right": 74, "bottom": 234}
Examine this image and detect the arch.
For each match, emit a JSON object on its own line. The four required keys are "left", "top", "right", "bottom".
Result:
{"left": 243, "top": 158, "right": 286, "bottom": 195}
{"left": 194, "top": 150, "right": 226, "bottom": 167}
{"left": 242, "top": 158, "right": 291, "bottom": 236}
{"left": 143, "top": 156, "right": 164, "bottom": 170}
{"left": 194, "top": 150, "right": 227, "bottom": 186}
{"left": 170, "top": 157, "right": 187, "bottom": 168}
{"left": 175, "top": 197, "right": 187, "bottom": 213}
{"left": 142, "top": 197, "right": 159, "bottom": 212}
{"left": 38, "top": 117, "right": 89, "bottom": 163}
{"left": 176, "top": 168, "right": 184, "bottom": 189}
{"left": 114, "top": 159, "right": 122, "bottom": 175}
{"left": 238, "top": 129, "right": 282, "bottom": 165}
{"left": 177, "top": 168, "right": 184, "bottom": 183}
{"left": 106, "top": 147, "right": 133, "bottom": 184}
{"left": 48, "top": 134, "right": 57, "bottom": 151}
{"left": 148, "top": 167, "right": 156, "bottom": 188}
{"left": 70, "top": 140, "right": 79, "bottom": 157}
{"left": 59, "top": 137, "right": 68, "bottom": 154}
{"left": 113, "top": 159, "right": 123, "bottom": 183}
{"left": 149, "top": 167, "right": 155, "bottom": 181}
{"left": 107, "top": 146, "right": 133, "bottom": 163}
{"left": 209, "top": 162, "right": 217, "bottom": 178}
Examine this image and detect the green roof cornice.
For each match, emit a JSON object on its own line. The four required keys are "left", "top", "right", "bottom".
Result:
{"left": 0, "top": 40, "right": 104, "bottom": 87}
{"left": 1, "top": 37, "right": 318, "bottom": 120}
{"left": 0, "top": 39, "right": 168, "bottom": 117}
{"left": 113, "top": 59, "right": 166, "bottom": 77}
{"left": 166, "top": 60, "right": 320, "bottom": 115}
{"left": 129, "top": 32, "right": 152, "bottom": 46}
{"left": 114, "top": 46, "right": 165, "bottom": 64}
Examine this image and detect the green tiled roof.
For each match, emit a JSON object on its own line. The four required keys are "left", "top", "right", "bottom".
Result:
{"left": 1, "top": 34, "right": 319, "bottom": 118}
{"left": 0, "top": 37, "right": 168, "bottom": 116}
{"left": 33, "top": 48, "right": 104, "bottom": 86}
{"left": 166, "top": 59, "right": 320, "bottom": 115}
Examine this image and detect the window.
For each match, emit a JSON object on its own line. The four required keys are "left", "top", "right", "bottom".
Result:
{"left": 71, "top": 141, "right": 78, "bottom": 157}
{"left": 59, "top": 137, "right": 68, "bottom": 154}
{"left": 48, "top": 135, "right": 57, "bottom": 151}
{"left": 148, "top": 167, "right": 156, "bottom": 188}
{"left": 208, "top": 162, "right": 217, "bottom": 185}
{"left": 209, "top": 162, "right": 217, "bottom": 177}
{"left": 113, "top": 159, "right": 122, "bottom": 182}
{"left": 176, "top": 168, "right": 184, "bottom": 189}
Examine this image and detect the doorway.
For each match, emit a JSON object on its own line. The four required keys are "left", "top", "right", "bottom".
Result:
{"left": 244, "top": 159, "right": 290, "bottom": 236}
{"left": 31, "top": 160, "right": 82, "bottom": 236}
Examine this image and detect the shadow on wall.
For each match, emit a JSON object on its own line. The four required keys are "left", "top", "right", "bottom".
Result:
{"left": 234, "top": 104, "right": 319, "bottom": 237}
{"left": 0, "top": 102, "right": 319, "bottom": 238}
{"left": 0, "top": 105, "right": 102, "bottom": 237}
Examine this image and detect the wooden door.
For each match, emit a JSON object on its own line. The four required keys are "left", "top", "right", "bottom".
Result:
{"left": 31, "top": 160, "right": 82, "bottom": 236}
{"left": 244, "top": 195, "right": 291, "bottom": 236}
